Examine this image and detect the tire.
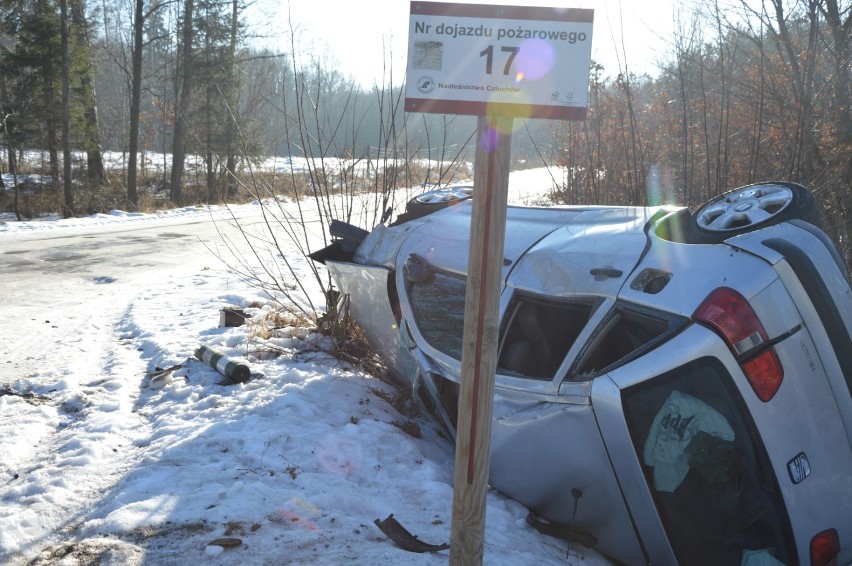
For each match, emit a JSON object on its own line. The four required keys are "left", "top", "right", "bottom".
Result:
{"left": 404, "top": 185, "right": 474, "bottom": 220}
{"left": 687, "top": 182, "right": 821, "bottom": 243}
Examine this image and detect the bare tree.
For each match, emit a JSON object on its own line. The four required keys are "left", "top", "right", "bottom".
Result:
{"left": 169, "top": 0, "right": 194, "bottom": 205}
{"left": 220, "top": 0, "right": 240, "bottom": 198}
{"left": 820, "top": 0, "right": 851, "bottom": 263}
{"left": 0, "top": 77, "right": 21, "bottom": 218}
{"left": 70, "top": 0, "right": 105, "bottom": 183}
{"left": 60, "top": 0, "right": 74, "bottom": 217}
{"left": 126, "top": 0, "right": 144, "bottom": 208}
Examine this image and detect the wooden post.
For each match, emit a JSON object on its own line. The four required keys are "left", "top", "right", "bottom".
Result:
{"left": 449, "top": 114, "right": 513, "bottom": 565}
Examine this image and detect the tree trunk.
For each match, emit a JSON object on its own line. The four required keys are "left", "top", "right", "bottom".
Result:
{"left": 170, "top": 0, "right": 195, "bottom": 206}
{"left": 127, "top": 0, "right": 143, "bottom": 209}
{"left": 1, "top": 77, "right": 19, "bottom": 220}
{"left": 823, "top": 0, "right": 851, "bottom": 183}
{"left": 223, "top": 0, "right": 240, "bottom": 198}
{"left": 46, "top": 85, "right": 60, "bottom": 193}
{"left": 203, "top": 10, "right": 215, "bottom": 205}
{"left": 0, "top": 79, "right": 11, "bottom": 183}
{"left": 71, "top": 0, "right": 105, "bottom": 184}
{"left": 822, "top": 0, "right": 851, "bottom": 266}
{"left": 60, "top": 0, "right": 74, "bottom": 217}
{"left": 206, "top": 82, "right": 215, "bottom": 203}
{"left": 676, "top": 52, "right": 691, "bottom": 203}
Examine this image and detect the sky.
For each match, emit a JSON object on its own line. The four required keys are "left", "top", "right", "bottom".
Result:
{"left": 255, "top": 0, "right": 682, "bottom": 87}
{"left": 0, "top": 163, "right": 618, "bottom": 565}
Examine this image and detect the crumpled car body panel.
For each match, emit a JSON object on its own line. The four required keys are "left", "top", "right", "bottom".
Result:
{"left": 319, "top": 195, "right": 852, "bottom": 566}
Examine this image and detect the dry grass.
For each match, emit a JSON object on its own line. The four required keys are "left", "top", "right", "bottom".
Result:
{"left": 369, "top": 386, "right": 422, "bottom": 439}
{"left": 0, "top": 169, "right": 312, "bottom": 218}
{"left": 245, "top": 303, "right": 422, "bottom": 438}
{"left": 244, "top": 302, "right": 390, "bottom": 382}
{"left": 1, "top": 157, "right": 460, "bottom": 220}
{"left": 318, "top": 309, "right": 389, "bottom": 380}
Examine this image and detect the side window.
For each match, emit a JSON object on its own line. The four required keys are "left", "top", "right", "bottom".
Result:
{"left": 497, "top": 295, "right": 596, "bottom": 380}
{"left": 573, "top": 304, "right": 682, "bottom": 378}
{"left": 408, "top": 270, "right": 466, "bottom": 359}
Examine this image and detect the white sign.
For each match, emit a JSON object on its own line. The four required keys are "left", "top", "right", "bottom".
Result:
{"left": 405, "top": 2, "right": 594, "bottom": 120}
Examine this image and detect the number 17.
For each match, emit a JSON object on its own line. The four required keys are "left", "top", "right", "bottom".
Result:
{"left": 480, "top": 45, "right": 520, "bottom": 75}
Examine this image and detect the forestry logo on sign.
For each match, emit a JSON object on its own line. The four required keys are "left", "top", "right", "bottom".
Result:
{"left": 416, "top": 76, "right": 437, "bottom": 94}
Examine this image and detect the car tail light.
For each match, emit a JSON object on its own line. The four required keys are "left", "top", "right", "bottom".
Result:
{"left": 694, "top": 287, "right": 784, "bottom": 401}
{"left": 810, "top": 529, "right": 839, "bottom": 566}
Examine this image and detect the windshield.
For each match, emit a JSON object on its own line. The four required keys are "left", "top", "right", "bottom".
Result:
{"left": 622, "top": 357, "right": 796, "bottom": 565}
{"left": 409, "top": 270, "right": 466, "bottom": 359}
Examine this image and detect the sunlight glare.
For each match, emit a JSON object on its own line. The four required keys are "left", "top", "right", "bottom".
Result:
{"left": 513, "top": 38, "right": 555, "bottom": 82}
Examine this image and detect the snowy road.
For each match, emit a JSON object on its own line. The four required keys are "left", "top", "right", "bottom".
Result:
{"left": 0, "top": 190, "right": 609, "bottom": 565}
{"left": 0, "top": 206, "right": 274, "bottom": 563}
{"left": 0, "top": 208, "right": 257, "bottom": 382}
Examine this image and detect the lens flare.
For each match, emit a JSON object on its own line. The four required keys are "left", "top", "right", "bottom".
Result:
{"left": 316, "top": 433, "right": 362, "bottom": 475}
{"left": 479, "top": 127, "right": 500, "bottom": 152}
{"left": 485, "top": 90, "right": 534, "bottom": 121}
{"left": 274, "top": 498, "right": 322, "bottom": 532}
{"left": 514, "top": 39, "right": 554, "bottom": 81}
{"left": 646, "top": 164, "right": 676, "bottom": 205}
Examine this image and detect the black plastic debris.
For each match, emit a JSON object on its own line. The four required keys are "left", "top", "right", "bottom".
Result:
{"left": 373, "top": 514, "right": 449, "bottom": 553}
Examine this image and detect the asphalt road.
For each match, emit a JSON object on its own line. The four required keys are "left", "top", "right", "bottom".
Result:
{"left": 0, "top": 210, "right": 262, "bottom": 383}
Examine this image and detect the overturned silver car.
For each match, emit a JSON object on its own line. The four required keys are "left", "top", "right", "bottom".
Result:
{"left": 313, "top": 182, "right": 852, "bottom": 565}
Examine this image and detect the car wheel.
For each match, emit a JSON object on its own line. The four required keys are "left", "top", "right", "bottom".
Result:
{"left": 404, "top": 185, "right": 474, "bottom": 220}
{"left": 689, "top": 182, "right": 821, "bottom": 243}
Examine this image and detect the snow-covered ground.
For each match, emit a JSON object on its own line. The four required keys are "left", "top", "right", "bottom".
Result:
{"left": 0, "top": 170, "right": 611, "bottom": 565}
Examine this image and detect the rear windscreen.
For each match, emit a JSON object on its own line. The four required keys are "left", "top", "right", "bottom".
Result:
{"left": 622, "top": 357, "right": 796, "bottom": 565}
